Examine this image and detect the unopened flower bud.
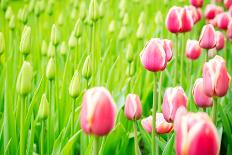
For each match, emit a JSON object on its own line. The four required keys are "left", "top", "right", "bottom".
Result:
{"left": 155, "top": 11, "right": 163, "bottom": 26}
{"left": 38, "top": 94, "right": 49, "bottom": 120}
{"left": 126, "top": 43, "right": 134, "bottom": 63}
{"left": 138, "top": 12, "right": 145, "bottom": 24}
{"left": 82, "top": 55, "right": 92, "bottom": 80}
{"left": 118, "top": 26, "right": 127, "bottom": 41}
{"left": 122, "top": 13, "right": 129, "bottom": 26}
{"left": 69, "top": 70, "right": 81, "bottom": 98}
{"left": 5, "top": 6, "right": 13, "bottom": 21}
{"left": 16, "top": 61, "right": 33, "bottom": 96}
{"left": 58, "top": 13, "right": 64, "bottom": 27}
{"left": 74, "top": 19, "right": 82, "bottom": 38}
{"left": 20, "top": 26, "right": 31, "bottom": 55}
{"left": 0, "top": 32, "right": 5, "bottom": 55}
{"left": 1, "top": 0, "right": 9, "bottom": 12}
{"left": 126, "top": 61, "right": 136, "bottom": 77}
{"left": 68, "top": 32, "right": 77, "bottom": 49}
{"left": 46, "top": 0, "right": 54, "bottom": 16}
{"left": 88, "top": 0, "right": 99, "bottom": 22}
{"left": 47, "top": 42, "right": 55, "bottom": 57}
{"left": 9, "top": 15, "right": 15, "bottom": 30}
{"left": 50, "top": 24, "right": 60, "bottom": 46}
{"left": 60, "top": 41, "right": 67, "bottom": 56}
{"left": 136, "top": 23, "right": 145, "bottom": 40}
{"left": 108, "top": 20, "right": 115, "bottom": 34}
{"left": 80, "top": 2, "right": 87, "bottom": 21}
{"left": 98, "top": 2, "right": 104, "bottom": 19}
{"left": 19, "top": 6, "right": 29, "bottom": 25}
{"left": 41, "top": 40, "right": 47, "bottom": 56}
{"left": 46, "top": 58, "right": 55, "bottom": 80}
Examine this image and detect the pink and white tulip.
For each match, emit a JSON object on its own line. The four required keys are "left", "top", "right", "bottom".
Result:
{"left": 185, "top": 39, "right": 202, "bottom": 60}
{"left": 141, "top": 113, "right": 173, "bottom": 134}
{"left": 190, "top": 0, "right": 203, "bottom": 8}
{"left": 227, "top": 20, "right": 232, "bottom": 41}
{"left": 162, "top": 87, "right": 188, "bottom": 122}
{"left": 124, "top": 94, "right": 142, "bottom": 120}
{"left": 205, "top": 4, "right": 223, "bottom": 20}
{"left": 166, "top": 6, "right": 182, "bottom": 33}
{"left": 203, "top": 55, "right": 231, "bottom": 97}
{"left": 224, "top": 0, "right": 232, "bottom": 9}
{"left": 215, "top": 31, "right": 225, "bottom": 51}
{"left": 180, "top": 7, "right": 194, "bottom": 33}
{"left": 199, "top": 24, "right": 216, "bottom": 49}
{"left": 174, "top": 110, "right": 220, "bottom": 155}
{"left": 193, "top": 78, "right": 213, "bottom": 108}
{"left": 80, "top": 87, "right": 117, "bottom": 136}
{"left": 215, "top": 12, "right": 230, "bottom": 30}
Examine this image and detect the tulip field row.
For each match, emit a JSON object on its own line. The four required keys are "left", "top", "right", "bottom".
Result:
{"left": 0, "top": 0, "right": 232, "bottom": 155}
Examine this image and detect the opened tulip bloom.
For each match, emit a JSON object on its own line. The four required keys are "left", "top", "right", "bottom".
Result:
{"left": 199, "top": 24, "right": 216, "bottom": 49}
{"left": 80, "top": 87, "right": 117, "bottom": 136}
{"left": 215, "top": 31, "right": 225, "bottom": 51}
{"left": 224, "top": 0, "right": 232, "bottom": 9}
{"left": 124, "top": 94, "right": 142, "bottom": 120}
{"left": 215, "top": 12, "right": 230, "bottom": 30}
{"left": 174, "top": 110, "right": 219, "bottom": 155}
{"left": 141, "top": 113, "right": 173, "bottom": 134}
{"left": 204, "top": 4, "right": 223, "bottom": 20}
{"left": 162, "top": 86, "right": 188, "bottom": 122}
{"left": 203, "top": 55, "right": 231, "bottom": 97}
{"left": 185, "top": 39, "right": 202, "bottom": 60}
{"left": 193, "top": 78, "right": 213, "bottom": 107}
{"left": 166, "top": 6, "right": 182, "bottom": 33}
{"left": 190, "top": 0, "right": 203, "bottom": 8}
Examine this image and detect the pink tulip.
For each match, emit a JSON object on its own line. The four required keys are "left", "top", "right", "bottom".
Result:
{"left": 193, "top": 78, "right": 213, "bottom": 107}
{"left": 215, "top": 31, "right": 225, "bottom": 51}
{"left": 199, "top": 24, "right": 216, "bottom": 49}
{"left": 80, "top": 87, "right": 117, "bottom": 136}
{"left": 229, "top": 5, "right": 232, "bottom": 16}
{"left": 185, "top": 39, "right": 202, "bottom": 60}
{"left": 180, "top": 7, "right": 194, "bottom": 32}
{"left": 224, "top": 0, "right": 232, "bottom": 9}
{"left": 174, "top": 110, "right": 219, "bottom": 155}
{"left": 216, "top": 12, "right": 230, "bottom": 30}
{"left": 166, "top": 6, "right": 182, "bottom": 33}
{"left": 124, "top": 94, "right": 142, "bottom": 120}
{"left": 140, "top": 38, "right": 167, "bottom": 72}
{"left": 190, "top": 0, "right": 203, "bottom": 8}
{"left": 203, "top": 55, "right": 231, "bottom": 97}
{"left": 162, "top": 87, "right": 188, "bottom": 122}
{"left": 227, "top": 20, "right": 232, "bottom": 41}
{"left": 205, "top": 4, "right": 223, "bottom": 20}
{"left": 141, "top": 113, "right": 173, "bottom": 134}
{"left": 163, "top": 39, "right": 173, "bottom": 61}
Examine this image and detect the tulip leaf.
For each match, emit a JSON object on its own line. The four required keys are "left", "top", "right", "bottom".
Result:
{"left": 162, "top": 133, "right": 175, "bottom": 155}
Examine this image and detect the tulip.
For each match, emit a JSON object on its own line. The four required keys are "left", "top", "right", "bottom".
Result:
{"left": 38, "top": 94, "right": 49, "bottom": 120}
{"left": 88, "top": 0, "right": 99, "bottom": 22}
{"left": 69, "top": 70, "right": 81, "bottom": 99}
{"left": 0, "top": 32, "right": 5, "bottom": 55}
{"left": 124, "top": 94, "right": 142, "bottom": 120}
{"left": 203, "top": 55, "right": 231, "bottom": 97}
{"left": 140, "top": 38, "right": 167, "bottom": 72}
{"left": 199, "top": 24, "right": 216, "bottom": 49}
{"left": 215, "top": 31, "right": 225, "bottom": 51}
{"left": 9, "top": 15, "right": 15, "bottom": 30}
{"left": 82, "top": 55, "right": 92, "bottom": 81}
{"left": 227, "top": 20, "right": 232, "bottom": 41}
{"left": 166, "top": 6, "right": 182, "bottom": 33}
{"left": 205, "top": 4, "right": 223, "bottom": 20}
{"left": 50, "top": 24, "right": 60, "bottom": 46}
{"left": 41, "top": 40, "right": 47, "bottom": 56}
{"left": 190, "top": 0, "right": 203, "bottom": 8}
{"left": 136, "top": 23, "right": 145, "bottom": 40}
{"left": 180, "top": 7, "right": 194, "bottom": 32}
{"left": 20, "top": 26, "right": 31, "bottom": 56}
{"left": 224, "top": 0, "right": 232, "bottom": 9}
{"left": 174, "top": 110, "right": 219, "bottom": 155}
{"left": 215, "top": 12, "right": 230, "bottom": 30}
{"left": 163, "top": 39, "right": 173, "bottom": 62}
{"left": 185, "top": 39, "right": 202, "bottom": 60}
{"left": 80, "top": 87, "right": 117, "bottom": 136}
{"left": 162, "top": 86, "right": 187, "bottom": 122}
{"left": 46, "top": 58, "right": 55, "bottom": 81}
{"left": 108, "top": 20, "right": 115, "bottom": 34}
{"left": 187, "top": 6, "right": 202, "bottom": 24}
{"left": 68, "top": 33, "right": 77, "bottom": 49}
{"left": 141, "top": 113, "right": 173, "bottom": 134}
{"left": 60, "top": 41, "right": 67, "bottom": 56}
{"left": 126, "top": 43, "right": 134, "bottom": 63}
{"left": 193, "top": 78, "right": 213, "bottom": 107}
{"left": 47, "top": 42, "right": 55, "bottom": 57}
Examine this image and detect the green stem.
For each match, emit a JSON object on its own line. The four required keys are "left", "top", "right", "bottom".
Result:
{"left": 47, "top": 81, "right": 52, "bottom": 154}
{"left": 158, "top": 72, "right": 163, "bottom": 112}
{"left": 93, "top": 136, "right": 99, "bottom": 155}
{"left": 41, "top": 120, "right": 45, "bottom": 155}
{"left": 212, "top": 98, "right": 217, "bottom": 125}
{"left": 205, "top": 49, "right": 208, "bottom": 62}
{"left": 180, "top": 33, "right": 185, "bottom": 85}
{"left": 133, "top": 121, "right": 139, "bottom": 155}
{"left": 152, "top": 73, "right": 157, "bottom": 155}
{"left": 71, "top": 98, "right": 76, "bottom": 137}
{"left": 20, "top": 95, "right": 25, "bottom": 155}
{"left": 175, "top": 34, "right": 178, "bottom": 85}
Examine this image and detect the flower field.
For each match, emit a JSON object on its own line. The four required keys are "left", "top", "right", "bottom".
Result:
{"left": 0, "top": 0, "right": 232, "bottom": 155}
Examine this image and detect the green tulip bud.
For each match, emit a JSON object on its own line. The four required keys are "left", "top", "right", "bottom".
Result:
{"left": 46, "top": 0, "right": 54, "bottom": 16}
{"left": 19, "top": 6, "right": 29, "bottom": 25}
{"left": 126, "top": 43, "right": 133, "bottom": 63}
{"left": 58, "top": 13, "right": 64, "bottom": 27}
{"left": 5, "top": 6, "right": 13, "bottom": 21}
{"left": 46, "top": 58, "right": 55, "bottom": 80}
{"left": 119, "top": 8, "right": 126, "bottom": 19}
{"left": 9, "top": 15, "right": 15, "bottom": 30}
{"left": 34, "top": 1, "right": 41, "bottom": 17}
{"left": 98, "top": 2, "right": 104, "bottom": 19}
{"left": 68, "top": 32, "right": 77, "bottom": 49}
{"left": 108, "top": 20, "right": 115, "bottom": 34}
{"left": 39, "top": 0, "right": 45, "bottom": 13}
{"left": 82, "top": 55, "right": 92, "bottom": 80}
{"left": 60, "top": 41, "right": 67, "bottom": 56}
{"left": 126, "top": 61, "right": 135, "bottom": 77}
{"left": 119, "top": 0, "right": 126, "bottom": 11}
{"left": 47, "top": 42, "right": 55, "bottom": 57}
{"left": 50, "top": 24, "right": 60, "bottom": 46}
{"left": 69, "top": 70, "right": 81, "bottom": 98}
{"left": 136, "top": 23, "right": 145, "bottom": 40}
{"left": 38, "top": 93, "right": 49, "bottom": 120}
{"left": 74, "top": 0, "right": 79, "bottom": 9}
{"left": 41, "top": 40, "right": 47, "bottom": 56}
{"left": 16, "top": 61, "right": 33, "bottom": 96}
{"left": 118, "top": 26, "right": 127, "bottom": 41}
{"left": 155, "top": 11, "right": 163, "bottom": 26}
{"left": 1, "top": 0, "right": 8, "bottom": 12}
{"left": 71, "top": 8, "right": 77, "bottom": 20}
{"left": 88, "top": 0, "right": 99, "bottom": 22}
{"left": 74, "top": 19, "right": 82, "bottom": 38}
{"left": 80, "top": 2, "right": 87, "bottom": 21}
{"left": 122, "top": 13, "right": 129, "bottom": 26}
{"left": 28, "top": 0, "right": 35, "bottom": 13}
{"left": 0, "top": 32, "right": 5, "bottom": 55}
{"left": 138, "top": 11, "right": 145, "bottom": 24}
{"left": 20, "top": 25, "right": 31, "bottom": 55}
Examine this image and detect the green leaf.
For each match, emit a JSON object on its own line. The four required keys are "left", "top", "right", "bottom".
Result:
{"left": 162, "top": 133, "right": 175, "bottom": 155}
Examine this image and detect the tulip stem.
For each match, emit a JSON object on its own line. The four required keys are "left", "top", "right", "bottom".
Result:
{"left": 212, "top": 98, "right": 217, "bottom": 125}
{"left": 152, "top": 73, "right": 157, "bottom": 155}
{"left": 175, "top": 34, "right": 178, "bottom": 85}
{"left": 133, "top": 121, "right": 140, "bottom": 155}
{"left": 20, "top": 95, "right": 26, "bottom": 155}
{"left": 158, "top": 72, "right": 163, "bottom": 112}
{"left": 71, "top": 98, "right": 76, "bottom": 137}
{"left": 93, "top": 136, "right": 99, "bottom": 155}
{"left": 40, "top": 120, "right": 45, "bottom": 155}
{"left": 47, "top": 81, "right": 52, "bottom": 155}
